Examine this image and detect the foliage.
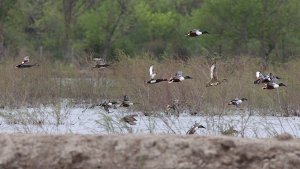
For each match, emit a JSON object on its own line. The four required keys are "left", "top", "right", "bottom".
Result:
{"left": 0, "top": 0, "right": 300, "bottom": 63}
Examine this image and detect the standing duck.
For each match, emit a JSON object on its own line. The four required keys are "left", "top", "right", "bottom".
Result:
{"left": 93, "top": 58, "right": 110, "bottom": 69}
{"left": 228, "top": 98, "right": 247, "bottom": 107}
{"left": 147, "top": 65, "right": 168, "bottom": 84}
{"left": 186, "top": 122, "right": 206, "bottom": 135}
{"left": 185, "top": 29, "right": 209, "bottom": 37}
{"left": 206, "top": 61, "right": 227, "bottom": 87}
{"left": 15, "top": 56, "right": 39, "bottom": 68}
{"left": 169, "top": 71, "right": 192, "bottom": 83}
{"left": 122, "top": 114, "right": 138, "bottom": 125}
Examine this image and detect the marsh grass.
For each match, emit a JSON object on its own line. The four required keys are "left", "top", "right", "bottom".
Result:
{"left": 0, "top": 54, "right": 298, "bottom": 116}
{"left": 0, "top": 110, "right": 45, "bottom": 125}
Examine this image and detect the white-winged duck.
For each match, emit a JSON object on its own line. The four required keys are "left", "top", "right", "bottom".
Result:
{"left": 185, "top": 29, "right": 209, "bottom": 37}
{"left": 262, "top": 82, "right": 286, "bottom": 89}
{"left": 186, "top": 122, "right": 206, "bottom": 135}
{"left": 254, "top": 71, "right": 280, "bottom": 84}
{"left": 93, "top": 58, "right": 110, "bottom": 69}
{"left": 122, "top": 114, "right": 138, "bottom": 125}
{"left": 168, "top": 71, "right": 192, "bottom": 83}
{"left": 147, "top": 65, "right": 168, "bottom": 84}
{"left": 15, "top": 56, "right": 39, "bottom": 68}
{"left": 22, "top": 56, "right": 29, "bottom": 64}
{"left": 228, "top": 98, "right": 247, "bottom": 107}
{"left": 206, "top": 61, "right": 227, "bottom": 87}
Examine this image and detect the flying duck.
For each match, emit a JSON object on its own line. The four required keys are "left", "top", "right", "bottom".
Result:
{"left": 262, "top": 82, "right": 286, "bottom": 89}
{"left": 169, "top": 71, "right": 192, "bottom": 83}
{"left": 186, "top": 122, "right": 206, "bottom": 135}
{"left": 122, "top": 114, "right": 138, "bottom": 125}
{"left": 206, "top": 61, "right": 227, "bottom": 87}
{"left": 228, "top": 98, "right": 247, "bottom": 107}
{"left": 147, "top": 65, "right": 168, "bottom": 84}
{"left": 93, "top": 58, "right": 109, "bottom": 69}
{"left": 185, "top": 29, "right": 209, "bottom": 37}
{"left": 120, "top": 95, "right": 133, "bottom": 107}
{"left": 254, "top": 71, "right": 280, "bottom": 84}
{"left": 15, "top": 56, "right": 39, "bottom": 68}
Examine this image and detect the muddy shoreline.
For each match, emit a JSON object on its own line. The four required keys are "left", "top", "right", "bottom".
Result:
{"left": 0, "top": 134, "right": 299, "bottom": 169}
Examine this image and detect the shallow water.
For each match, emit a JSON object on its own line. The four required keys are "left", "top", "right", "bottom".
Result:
{"left": 0, "top": 105, "right": 299, "bottom": 138}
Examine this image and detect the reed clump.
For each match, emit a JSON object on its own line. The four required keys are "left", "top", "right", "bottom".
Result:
{"left": 0, "top": 54, "right": 298, "bottom": 116}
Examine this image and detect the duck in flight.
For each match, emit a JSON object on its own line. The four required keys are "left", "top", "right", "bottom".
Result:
{"left": 169, "top": 71, "right": 192, "bottom": 83}
{"left": 254, "top": 71, "right": 280, "bottom": 84}
{"left": 147, "top": 65, "right": 168, "bottom": 84}
{"left": 262, "top": 81, "right": 286, "bottom": 90}
{"left": 186, "top": 122, "right": 206, "bottom": 135}
{"left": 93, "top": 58, "right": 109, "bottom": 69}
{"left": 228, "top": 97, "right": 247, "bottom": 107}
{"left": 206, "top": 61, "right": 227, "bottom": 87}
{"left": 185, "top": 29, "right": 209, "bottom": 37}
{"left": 15, "top": 56, "right": 39, "bottom": 68}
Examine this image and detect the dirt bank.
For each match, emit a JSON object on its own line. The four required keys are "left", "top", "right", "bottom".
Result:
{"left": 0, "top": 134, "right": 299, "bottom": 169}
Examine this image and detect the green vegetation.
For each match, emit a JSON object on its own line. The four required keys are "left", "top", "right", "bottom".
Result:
{"left": 0, "top": 0, "right": 299, "bottom": 115}
{"left": 0, "top": 0, "right": 299, "bottom": 63}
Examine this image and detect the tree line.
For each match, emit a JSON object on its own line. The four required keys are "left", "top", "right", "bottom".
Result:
{"left": 0, "top": 0, "right": 299, "bottom": 65}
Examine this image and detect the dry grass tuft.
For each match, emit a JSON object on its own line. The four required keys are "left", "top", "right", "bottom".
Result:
{"left": 0, "top": 54, "right": 298, "bottom": 116}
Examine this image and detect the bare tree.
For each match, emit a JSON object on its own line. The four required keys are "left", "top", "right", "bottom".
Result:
{"left": 62, "top": 0, "right": 96, "bottom": 59}
{"left": 0, "top": 0, "right": 17, "bottom": 58}
{"left": 102, "top": 0, "right": 126, "bottom": 59}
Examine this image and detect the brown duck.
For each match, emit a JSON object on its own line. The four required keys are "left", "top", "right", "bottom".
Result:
{"left": 206, "top": 61, "right": 227, "bottom": 87}
{"left": 186, "top": 122, "right": 206, "bottom": 135}
{"left": 122, "top": 114, "right": 138, "bottom": 125}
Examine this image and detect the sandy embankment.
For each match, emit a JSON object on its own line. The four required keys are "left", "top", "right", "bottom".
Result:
{"left": 0, "top": 134, "right": 299, "bottom": 169}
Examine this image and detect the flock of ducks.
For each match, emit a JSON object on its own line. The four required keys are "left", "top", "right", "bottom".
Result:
{"left": 255, "top": 71, "right": 286, "bottom": 89}
{"left": 14, "top": 29, "right": 287, "bottom": 135}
